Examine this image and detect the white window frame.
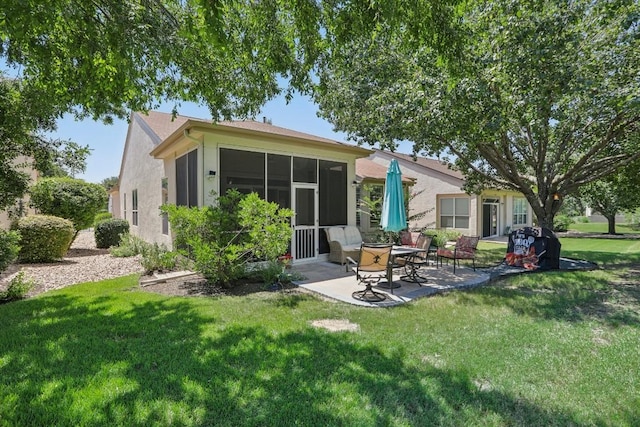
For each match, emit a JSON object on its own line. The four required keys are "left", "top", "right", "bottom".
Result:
{"left": 513, "top": 197, "right": 528, "bottom": 225}
{"left": 440, "top": 197, "right": 470, "bottom": 229}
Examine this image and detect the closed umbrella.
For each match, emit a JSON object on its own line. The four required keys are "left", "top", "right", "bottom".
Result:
{"left": 380, "top": 159, "right": 407, "bottom": 232}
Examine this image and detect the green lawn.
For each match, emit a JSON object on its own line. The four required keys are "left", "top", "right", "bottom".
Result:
{"left": 569, "top": 221, "right": 640, "bottom": 235}
{"left": 1, "top": 239, "right": 639, "bottom": 426}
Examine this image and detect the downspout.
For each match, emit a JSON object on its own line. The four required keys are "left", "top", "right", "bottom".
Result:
{"left": 183, "top": 128, "right": 205, "bottom": 206}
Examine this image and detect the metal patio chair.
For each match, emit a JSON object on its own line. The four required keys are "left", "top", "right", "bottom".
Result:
{"left": 347, "top": 244, "right": 393, "bottom": 302}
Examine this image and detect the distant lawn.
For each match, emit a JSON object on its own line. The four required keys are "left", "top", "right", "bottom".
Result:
{"left": 1, "top": 239, "right": 639, "bottom": 426}
{"left": 569, "top": 221, "right": 640, "bottom": 234}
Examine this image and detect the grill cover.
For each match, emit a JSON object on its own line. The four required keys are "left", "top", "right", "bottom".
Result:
{"left": 506, "top": 227, "right": 561, "bottom": 270}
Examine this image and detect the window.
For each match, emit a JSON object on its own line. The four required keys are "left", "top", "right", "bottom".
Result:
{"left": 176, "top": 150, "right": 198, "bottom": 207}
{"left": 132, "top": 189, "right": 138, "bottom": 226}
{"left": 440, "top": 197, "right": 470, "bottom": 229}
{"left": 123, "top": 193, "right": 127, "bottom": 221}
{"left": 513, "top": 197, "right": 528, "bottom": 225}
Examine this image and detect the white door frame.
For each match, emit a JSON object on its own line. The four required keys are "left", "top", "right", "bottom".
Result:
{"left": 292, "top": 184, "right": 319, "bottom": 262}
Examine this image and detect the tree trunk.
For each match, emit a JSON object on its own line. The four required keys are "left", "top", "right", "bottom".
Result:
{"left": 605, "top": 215, "right": 617, "bottom": 235}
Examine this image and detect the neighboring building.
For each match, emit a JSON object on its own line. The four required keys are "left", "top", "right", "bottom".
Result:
{"left": 363, "top": 150, "right": 534, "bottom": 238}
{"left": 354, "top": 158, "right": 416, "bottom": 237}
{"left": 0, "top": 156, "right": 39, "bottom": 229}
{"left": 116, "top": 111, "right": 372, "bottom": 262}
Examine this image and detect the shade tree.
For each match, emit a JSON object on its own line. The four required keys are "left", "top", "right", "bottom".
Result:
{"left": 315, "top": 0, "right": 640, "bottom": 229}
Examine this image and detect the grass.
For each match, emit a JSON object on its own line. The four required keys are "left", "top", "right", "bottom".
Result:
{"left": 569, "top": 222, "right": 640, "bottom": 235}
{"left": 0, "top": 240, "right": 639, "bottom": 426}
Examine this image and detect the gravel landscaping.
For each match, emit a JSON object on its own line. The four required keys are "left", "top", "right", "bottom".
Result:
{"left": 0, "top": 230, "right": 144, "bottom": 297}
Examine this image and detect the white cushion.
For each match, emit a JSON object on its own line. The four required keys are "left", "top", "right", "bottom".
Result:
{"left": 327, "top": 227, "right": 347, "bottom": 245}
{"left": 344, "top": 226, "right": 362, "bottom": 246}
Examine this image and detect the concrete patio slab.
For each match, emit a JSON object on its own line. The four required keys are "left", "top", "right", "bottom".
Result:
{"left": 292, "top": 262, "right": 490, "bottom": 307}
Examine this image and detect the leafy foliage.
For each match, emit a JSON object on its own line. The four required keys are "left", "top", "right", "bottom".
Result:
{"left": 316, "top": 0, "right": 640, "bottom": 229}
{"left": 94, "top": 218, "right": 130, "bottom": 249}
{"left": 93, "top": 211, "right": 113, "bottom": 228}
{"left": 553, "top": 215, "right": 574, "bottom": 233}
{"left": 29, "top": 178, "right": 108, "bottom": 234}
{"left": 0, "top": 271, "right": 34, "bottom": 303}
{"left": 12, "top": 215, "right": 75, "bottom": 263}
{"left": 161, "top": 190, "right": 293, "bottom": 286}
{"left": 0, "top": 229, "right": 20, "bottom": 273}
{"left": 579, "top": 161, "right": 640, "bottom": 234}
{"left": 110, "top": 233, "right": 150, "bottom": 258}
{"left": 99, "top": 176, "right": 119, "bottom": 191}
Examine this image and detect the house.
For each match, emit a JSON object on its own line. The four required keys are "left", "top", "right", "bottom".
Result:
{"left": 113, "top": 111, "right": 372, "bottom": 262}
{"left": 0, "top": 156, "right": 39, "bottom": 229}
{"left": 361, "top": 150, "right": 534, "bottom": 238}
{"left": 354, "top": 158, "right": 416, "bottom": 237}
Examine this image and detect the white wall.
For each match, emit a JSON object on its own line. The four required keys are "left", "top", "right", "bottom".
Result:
{"left": 118, "top": 117, "right": 172, "bottom": 247}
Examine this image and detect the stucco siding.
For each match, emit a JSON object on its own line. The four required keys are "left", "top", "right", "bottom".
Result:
{"left": 367, "top": 151, "right": 533, "bottom": 238}
{"left": 118, "top": 117, "right": 172, "bottom": 247}
{"left": 368, "top": 151, "right": 466, "bottom": 231}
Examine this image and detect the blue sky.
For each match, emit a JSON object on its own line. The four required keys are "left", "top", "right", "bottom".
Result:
{"left": 50, "top": 93, "right": 413, "bottom": 184}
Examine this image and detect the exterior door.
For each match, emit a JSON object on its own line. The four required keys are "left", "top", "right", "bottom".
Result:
{"left": 482, "top": 202, "right": 499, "bottom": 238}
{"left": 292, "top": 185, "right": 318, "bottom": 261}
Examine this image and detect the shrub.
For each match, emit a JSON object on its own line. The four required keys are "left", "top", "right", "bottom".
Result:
{"left": 93, "top": 211, "right": 113, "bottom": 227}
{"left": 29, "top": 177, "right": 108, "bottom": 234}
{"left": 161, "top": 189, "right": 293, "bottom": 286}
{"left": 140, "top": 243, "right": 179, "bottom": 274}
{"left": 110, "top": 233, "right": 148, "bottom": 257}
{"left": 0, "top": 271, "right": 35, "bottom": 302}
{"left": 94, "top": 219, "right": 130, "bottom": 249}
{"left": 423, "top": 229, "right": 461, "bottom": 248}
{"left": 0, "top": 229, "right": 21, "bottom": 273}
{"left": 12, "top": 215, "right": 75, "bottom": 263}
{"left": 553, "top": 215, "right": 574, "bottom": 232}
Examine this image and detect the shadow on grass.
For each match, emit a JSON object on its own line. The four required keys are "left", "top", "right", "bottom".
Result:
{"left": 0, "top": 288, "right": 623, "bottom": 426}
{"left": 458, "top": 267, "right": 640, "bottom": 327}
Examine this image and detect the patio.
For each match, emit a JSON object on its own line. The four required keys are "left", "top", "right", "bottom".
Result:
{"left": 292, "top": 262, "right": 491, "bottom": 307}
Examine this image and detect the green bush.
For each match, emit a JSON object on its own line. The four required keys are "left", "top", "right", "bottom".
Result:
{"left": 423, "top": 229, "right": 461, "bottom": 248}
{"left": 0, "top": 271, "right": 35, "bottom": 303}
{"left": 110, "top": 233, "right": 148, "bottom": 257}
{"left": 93, "top": 211, "right": 113, "bottom": 227}
{"left": 553, "top": 214, "right": 574, "bottom": 232}
{"left": 161, "top": 190, "right": 293, "bottom": 286}
{"left": 13, "top": 215, "right": 75, "bottom": 263}
{"left": 140, "top": 243, "right": 179, "bottom": 274}
{"left": 29, "top": 177, "right": 108, "bottom": 233}
{"left": 94, "top": 219, "right": 130, "bottom": 249}
{"left": 0, "top": 229, "right": 21, "bottom": 273}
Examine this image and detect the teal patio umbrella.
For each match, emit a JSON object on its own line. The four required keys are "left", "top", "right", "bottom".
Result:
{"left": 380, "top": 159, "right": 407, "bottom": 232}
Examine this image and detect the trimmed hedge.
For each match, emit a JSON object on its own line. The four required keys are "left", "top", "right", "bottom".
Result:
{"left": 13, "top": 215, "right": 75, "bottom": 263}
{"left": 95, "top": 219, "right": 130, "bottom": 249}
{"left": 29, "top": 177, "right": 108, "bottom": 232}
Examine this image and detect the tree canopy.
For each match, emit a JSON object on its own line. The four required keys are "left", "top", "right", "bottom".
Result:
{"left": 1, "top": 0, "right": 460, "bottom": 210}
{"left": 315, "top": 0, "right": 640, "bottom": 229}
{"left": 1, "top": 0, "right": 460, "bottom": 121}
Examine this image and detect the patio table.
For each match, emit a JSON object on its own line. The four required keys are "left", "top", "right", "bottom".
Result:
{"left": 377, "top": 246, "right": 424, "bottom": 292}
